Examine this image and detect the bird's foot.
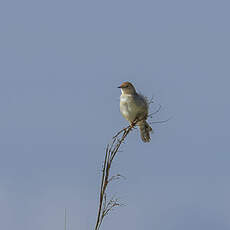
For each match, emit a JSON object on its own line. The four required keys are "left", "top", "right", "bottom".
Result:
{"left": 130, "top": 118, "right": 138, "bottom": 128}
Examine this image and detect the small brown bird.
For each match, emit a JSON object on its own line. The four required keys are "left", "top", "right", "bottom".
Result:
{"left": 118, "top": 81, "right": 152, "bottom": 142}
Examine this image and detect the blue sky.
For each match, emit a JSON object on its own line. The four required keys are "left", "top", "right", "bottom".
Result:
{"left": 1, "top": 0, "right": 230, "bottom": 229}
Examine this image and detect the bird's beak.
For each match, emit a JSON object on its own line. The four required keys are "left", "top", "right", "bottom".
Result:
{"left": 118, "top": 86, "right": 122, "bottom": 88}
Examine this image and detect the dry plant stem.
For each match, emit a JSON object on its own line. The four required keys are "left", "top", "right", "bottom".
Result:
{"left": 94, "top": 122, "right": 135, "bottom": 230}
{"left": 94, "top": 104, "right": 168, "bottom": 230}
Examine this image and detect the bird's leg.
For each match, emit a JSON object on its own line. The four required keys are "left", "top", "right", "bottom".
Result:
{"left": 130, "top": 121, "right": 135, "bottom": 128}
{"left": 130, "top": 118, "right": 138, "bottom": 128}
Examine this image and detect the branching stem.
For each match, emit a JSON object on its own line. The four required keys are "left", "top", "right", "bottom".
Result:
{"left": 94, "top": 120, "right": 137, "bottom": 230}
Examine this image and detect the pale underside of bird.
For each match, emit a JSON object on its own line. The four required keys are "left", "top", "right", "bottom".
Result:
{"left": 118, "top": 81, "right": 152, "bottom": 143}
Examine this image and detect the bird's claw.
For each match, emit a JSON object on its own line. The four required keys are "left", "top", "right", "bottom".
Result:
{"left": 130, "top": 118, "right": 138, "bottom": 128}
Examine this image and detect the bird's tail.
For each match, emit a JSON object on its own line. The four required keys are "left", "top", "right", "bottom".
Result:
{"left": 138, "top": 120, "right": 152, "bottom": 143}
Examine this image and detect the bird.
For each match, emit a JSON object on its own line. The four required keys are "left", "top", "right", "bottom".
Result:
{"left": 118, "top": 81, "right": 152, "bottom": 143}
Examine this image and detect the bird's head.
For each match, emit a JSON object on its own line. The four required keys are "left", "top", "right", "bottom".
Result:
{"left": 118, "top": 81, "right": 136, "bottom": 95}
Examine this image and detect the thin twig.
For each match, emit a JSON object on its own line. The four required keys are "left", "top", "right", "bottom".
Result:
{"left": 94, "top": 111, "right": 169, "bottom": 230}
{"left": 94, "top": 120, "right": 138, "bottom": 230}
{"left": 149, "top": 104, "right": 162, "bottom": 117}
{"left": 149, "top": 117, "right": 172, "bottom": 125}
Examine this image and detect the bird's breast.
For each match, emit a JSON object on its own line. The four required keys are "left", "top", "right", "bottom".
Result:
{"left": 120, "top": 95, "right": 141, "bottom": 122}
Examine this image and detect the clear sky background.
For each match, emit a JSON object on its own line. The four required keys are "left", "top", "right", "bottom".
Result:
{"left": 1, "top": 0, "right": 230, "bottom": 229}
